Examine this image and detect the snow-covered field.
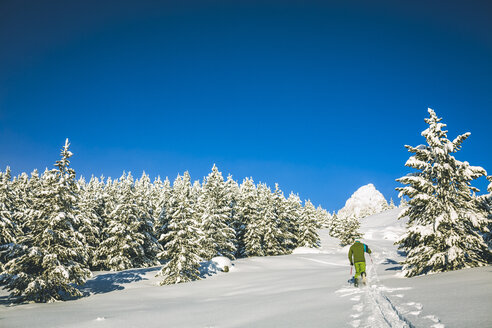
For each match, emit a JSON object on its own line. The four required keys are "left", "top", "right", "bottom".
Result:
{"left": 1, "top": 208, "right": 491, "bottom": 327}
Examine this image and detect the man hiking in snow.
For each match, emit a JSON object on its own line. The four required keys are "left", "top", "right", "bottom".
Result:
{"left": 348, "top": 240, "right": 371, "bottom": 287}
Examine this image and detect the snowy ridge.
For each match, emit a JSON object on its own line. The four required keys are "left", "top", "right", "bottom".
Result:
{"left": 338, "top": 183, "right": 389, "bottom": 219}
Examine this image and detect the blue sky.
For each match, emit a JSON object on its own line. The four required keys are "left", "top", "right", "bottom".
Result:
{"left": 1, "top": 0, "right": 491, "bottom": 211}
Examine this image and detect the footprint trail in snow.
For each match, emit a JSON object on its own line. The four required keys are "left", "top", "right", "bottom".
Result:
{"left": 337, "top": 284, "right": 415, "bottom": 328}
{"left": 336, "top": 252, "right": 445, "bottom": 328}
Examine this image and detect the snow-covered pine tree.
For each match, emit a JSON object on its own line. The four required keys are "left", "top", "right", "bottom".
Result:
{"left": 0, "top": 167, "right": 23, "bottom": 269}
{"left": 284, "top": 192, "right": 302, "bottom": 249}
{"left": 480, "top": 176, "right": 492, "bottom": 256}
{"left": 155, "top": 177, "right": 172, "bottom": 251}
{"left": 95, "top": 172, "right": 160, "bottom": 271}
{"left": 191, "top": 179, "right": 202, "bottom": 202}
{"left": 240, "top": 179, "right": 265, "bottom": 257}
{"left": 338, "top": 215, "right": 363, "bottom": 246}
{"left": 9, "top": 170, "right": 41, "bottom": 235}
{"left": 328, "top": 213, "right": 341, "bottom": 238}
{"left": 151, "top": 176, "right": 164, "bottom": 219}
{"left": 0, "top": 167, "right": 19, "bottom": 247}
{"left": 1, "top": 139, "right": 91, "bottom": 302}
{"left": 256, "top": 183, "right": 283, "bottom": 256}
{"left": 191, "top": 179, "right": 203, "bottom": 232}
{"left": 225, "top": 175, "right": 241, "bottom": 255}
{"left": 328, "top": 211, "right": 362, "bottom": 245}
{"left": 134, "top": 172, "right": 162, "bottom": 262}
{"left": 388, "top": 198, "right": 396, "bottom": 209}
{"left": 151, "top": 176, "right": 171, "bottom": 226}
{"left": 488, "top": 177, "right": 492, "bottom": 256}
{"left": 77, "top": 176, "right": 104, "bottom": 270}
{"left": 225, "top": 175, "right": 239, "bottom": 213}
{"left": 99, "top": 175, "right": 116, "bottom": 243}
{"left": 200, "top": 165, "right": 236, "bottom": 260}
{"left": 158, "top": 172, "right": 203, "bottom": 285}
{"left": 396, "top": 108, "right": 490, "bottom": 277}
{"left": 297, "top": 200, "right": 321, "bottom": 248}
{"left": 239, "top": 178, "right": 264, "bottom": 257}
{"left": 315, "top": 205, "right": 332, "bottom": 229}
{"left": 382, "top": 199, "right": 390, "bottom": 211}
{"left": 272, "top": 184, "right": 295, "bottom": 254}
{"left": 329, "top": 211, "right": 336, "bottom": 229}
{"left": 135, "top": 172, "right": 154, "bottom": 220}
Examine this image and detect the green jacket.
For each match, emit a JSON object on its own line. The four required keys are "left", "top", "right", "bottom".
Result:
{"left": 348, "top": 241, "right": 371, "bottom": 264}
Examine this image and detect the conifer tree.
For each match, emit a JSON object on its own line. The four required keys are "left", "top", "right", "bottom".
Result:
{"left": 99, "top": 176, "right": 116, "bottom": 237}
{"left": 396, "top": 109, "right": 490, "bottom": 276}
{"left": 158, "top": 172, "right": 203, "bottom": 285}
{"left": 480, "top": 176, "right": 492, "bottom": 255}
{"left": 77, "top": 176, "right": 105, "bottom": 270}
{"left": 0, "top": 167, "right": 19, "bottom": 247}
{"left": 240, "top": 179, "right": 265, "bottom": 257}
{"left": 191, "top": 179, "right": 204, "bottom": 240}
{"left": 272, "top": 184, "right": 295, "bottom": 254}
{"left": 155, "top": 177, "right": 172, "bottom": 249}
{"left": 135, "top": 172, "right": 155, "bottom": 220}
{"left": 200, "top": 165, "right": 236, "bottom": 260}
{"left": 9, "top": 170, "right": 41, "bottom": 237}
{"left": 191, "top": 179, "right": 202, "bottom": 202}
{"left": 256, "top": 183, "right": 283, "bottom": 256}
{"left": 151, "top": 176, "right": 164, "bottom": 220}
{"left": 399, "top": 197, "right": 408, "bottom": 208}
{"left": 297, "top": 200, "right": 321, "bottom": 248}
{"left": 338, "top": 215, "right": 363, "bottom": 246}
{"left": 240, "top": 178, "right": 264, "bottom": 257}
{"left": 1, "top": 139, "right": 91, "bottom": 302}
{"left": 0, "top": 167, "right": 23, "bottom": 268}
{"left": 315, "top": 205, "right": 332, "bottom": 229}
{"left": 225, "top": 175, "right": 240, "bottom": 251}
{"left": 151, "top": 176, "right": 172, "bottom": 225}
{"left": 388, "top": 198, "right": 396, "bottom": 209}
{"left": 135, "top": 173, "right": 162, "bottom": 261}
{"left": 328, "top": 213, "right": 340, "bottom": 238}
{"left": 284, "top": 192, "right": 302, "bottom": 249}
{"left": 95, "top": 172, "right": 160, "bottom": 271}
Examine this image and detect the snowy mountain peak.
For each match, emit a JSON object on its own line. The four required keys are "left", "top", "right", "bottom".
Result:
{"left": 337, "top": 184, "right": 388, "bottom": 219}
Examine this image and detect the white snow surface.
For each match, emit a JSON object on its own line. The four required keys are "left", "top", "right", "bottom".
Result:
{"left": 210, "top": 256, "right": 233, "bottom": 271}
{"left": 338, "top": 183, "right": 388, "bottom": 219}
{"left": 2, "top": 208, "right": 491, "bottom": 327}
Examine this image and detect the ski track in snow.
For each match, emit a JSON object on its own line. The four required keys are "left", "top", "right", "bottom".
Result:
{"left": 335, "top": 248, "right": 445, "bottom": 328}
{"left": 337, "top": 284, "right": 416, "bottom": 328}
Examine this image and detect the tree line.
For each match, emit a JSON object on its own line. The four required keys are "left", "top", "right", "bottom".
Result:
{"left": 0, "top": 141, "right": 330, "bottom": 302}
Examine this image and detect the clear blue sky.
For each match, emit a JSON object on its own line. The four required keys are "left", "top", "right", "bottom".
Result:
{"left": 1, "top": 0, "right": 491, "bottom": 211}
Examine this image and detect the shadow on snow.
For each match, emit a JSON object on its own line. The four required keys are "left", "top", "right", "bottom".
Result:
{"left": 1, "top": 261, "right": 225, "bottom": 305}
{"left": 77, "top": 267, "right": 160, "bottom": 297}
{"left": 382, "top": 258, "right": 403, "bottom": 271}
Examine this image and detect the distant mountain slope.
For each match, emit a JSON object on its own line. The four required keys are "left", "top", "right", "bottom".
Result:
{"left": 337, "top": 183, "right": 388, "bottom": 219}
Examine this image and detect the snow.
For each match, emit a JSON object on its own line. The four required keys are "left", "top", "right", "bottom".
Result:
{"left": 337, "top": 183, "right": 388, "bottom": 219}
{"left": 1, "top": 208, "right": 491, "bottom": 327}
{"left": 292, "top": 247, "right": 324, "bottom": 254}
{"left": 210, "top": 256, "right": 233, "bottom": 271}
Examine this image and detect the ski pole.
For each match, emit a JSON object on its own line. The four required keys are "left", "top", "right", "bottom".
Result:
{"left": 350, "top": 265, "right": 353, "bottom": 275}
